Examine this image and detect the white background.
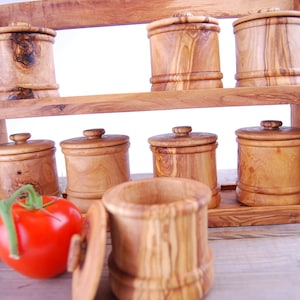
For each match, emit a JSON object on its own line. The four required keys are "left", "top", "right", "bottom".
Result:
{"left": 1, "top": 1, "right": 290, "bottom": 176}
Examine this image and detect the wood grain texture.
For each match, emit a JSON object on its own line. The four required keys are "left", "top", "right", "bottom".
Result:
{"left": 0, "top": 120, "right": 7, "bottom": 143}
{"left": 205, "top": 235, "right": 300, "bottom": 300}
{"left": 70, "top": 201, "right": 107, "bottom": 300}
{"left": 0, "top": 85, "right": 299, "bottom": 119}
{"left": 208, "top": 190, "right": 300, "bottom": 227}
{"left": 102, "top": 177, "right": 213, "bottom": 300}
{"left": 96, "top": 171, "right": 300, "bottom": 228}
{"left": 61, "top": 134, "right": 130, "bottom": 213}
{"left": 236, "top": 121, "right": 300, "bottom": 206}
{"left": 294, "top": 0, "right": 300, "bottom": 10}
{"left": 209, "top": 224, "right": 300, "bottom": 239}
{"left": 0, "top": 133, "right": 60, "bottom": 198}
{"left": 148, "top": 16, "right": 222, "bottom": 90}
{"left": 149, "top": 126, "right": 220, "bottom": 209}
{"left": 291, "top": 104, "right": 300, "bottom": 127}
{"left": 0, "top": 23, "right": 58, "bottom": 100}
{"left": 0, "top": 0, "right": 296, "bottom": 30}
{"left": 234, "top": 11, "right": 300, "bottom": 87}
{"left": 1, "top": 227, "right": 300, "bottom": 300}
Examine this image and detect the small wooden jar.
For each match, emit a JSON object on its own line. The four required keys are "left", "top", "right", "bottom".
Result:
{"left": 0, "top": 22, "right": 59, "bottom": 100}
{"left": 60, "top": 129, "right": 130, "bottom": 212}
{"left": 102, "top": 177, "right": 214, "bottom": 300}
{"left": 147, "top": 12, "right": 223, "bottom": 90}
{"left": 236, "top": 120, "right": 300, "bottom": 206}
{"left": 233, "top": 9, "right": 300, "bottom": 87}
{"left": 148, "top": 126, "right": 221, "bottom": 208}
{"left": 0, "top": 132, "right": 59, "bottom": 198}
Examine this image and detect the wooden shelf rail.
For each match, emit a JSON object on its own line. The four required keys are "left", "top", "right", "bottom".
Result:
{"left": 0, "top": 85, "right": 299, "bottom": 119}
{"left": 0, "top": 0, "right": 298, "bottom": 30}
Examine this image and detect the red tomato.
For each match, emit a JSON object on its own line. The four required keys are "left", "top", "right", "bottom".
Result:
{"left": 0, "top": 195, "right": 82, "bottom": 279}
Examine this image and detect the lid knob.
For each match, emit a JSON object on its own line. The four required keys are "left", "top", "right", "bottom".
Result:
{"left": 260, "top": 120, "right": 283, "bottom": 130}
{"left": 172, "top": 126, "right": 192, "bottom": 137}
{"left": 9, "top": 133, "right": 31, "bottom": 144}
{"left": 83, "top": 129, "right": 105, "bottom": 139}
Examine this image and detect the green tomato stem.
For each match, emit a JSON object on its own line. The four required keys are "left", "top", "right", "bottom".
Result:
{"left": 0, "top": 199, "right": 19, "bottom": 259}
{"left": 0, "top": 184, "right": 44, "bottom": 259}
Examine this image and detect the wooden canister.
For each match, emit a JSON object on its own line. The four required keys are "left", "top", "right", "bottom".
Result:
{"left": 233, "top": 9, "right": 300, "bottom": 87}
{"left": 60, "top": 128, "right": 130, "bottom": 212}
{"left": 102, "top": 177, "right": 214, "bottom": 300}
{"left": 236, "top": 120, "right": 300, "bottom": 206}
{"left": 147, "top": 12, "right": 223, "bottom": 90}
{"left": 0, "top": 22, "right": 59, "bottom": 100}
{"left": 0, "top": 132, "right": 59, "bottom": 198}
{"left": 148, "top": 126, "right": 221, "bottom": 208}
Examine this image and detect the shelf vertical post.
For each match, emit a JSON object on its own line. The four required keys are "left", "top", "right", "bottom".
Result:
{"left": 294, "top": 0, "right": 300, "bottom": 10}
{"left": 291, "top": 105, "right": 300, "bottom": 127}
{"left": 0, "top": 120, "right": 8, "bottom": 143}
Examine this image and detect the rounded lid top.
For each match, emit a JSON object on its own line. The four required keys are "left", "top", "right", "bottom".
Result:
{"left": 60, "top": 129, "right": 130, "bottom": 149}
{"left": 0, "top": 133, "right": 55, "bottom": 155}
{"left": 147, "top": 11, "right": 219, "bottom": 31}
{"left": 233, "top": 8, "right": 300, "bottom": 27}
{"left": 235, "top": 120, "right": 300, "bottom": 140}
{"left": 148, "top": 126, "right": 218, "bottom": 147}
{"left": 0, "top": 22, "right": 56, "bottom": 36}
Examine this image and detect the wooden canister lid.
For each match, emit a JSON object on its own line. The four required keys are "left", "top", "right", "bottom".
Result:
{"left": 148, "top": 126, "right": 218, "bottom": 147}
{"left": 60, "top": 129, "right": 130, "bottom": 149}
{"left": 67, "top": 201, "right": 107, "bottom": 300}
{"left": 0, "top": 132, "right": 55, "bottom": 155}
{"left": 235, "top": 120, "right": 300, "bottom": 141}
{"left": 233, "top": 8, "right": 300, "bottom": 27}
{"left": 147, "top": 11, "right": 219, "bottom": 31}
{"left": 0, "top": 22, "right": 56, "bottom": 36}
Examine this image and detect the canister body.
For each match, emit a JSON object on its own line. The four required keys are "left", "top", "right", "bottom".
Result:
{"left": 236, "top": 121, "right": 300, "bottom": 206}
{"left": 0, "top": 133, "right": 59, "bottom": 198}
{"left": 102, "top": 177, "right": 214, "bottom": 300}
{"left": 147, "top": 13, "right": 223, "bottom": 90}
{"left": 0, "top": 22, "right": 59, "bottom": 100}
{"left": 233, "top": 9, "right": 300, "bottom": 87}
{"left": 60, "top": 129, "right": 130, "bottom": 212}
{"left": 148, "top": 126, "right": 221, "bottom": 208}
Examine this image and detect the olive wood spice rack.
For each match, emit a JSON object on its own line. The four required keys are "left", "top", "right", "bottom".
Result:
{"left": 1, "top": 0, "right": 300, "bottom": 228}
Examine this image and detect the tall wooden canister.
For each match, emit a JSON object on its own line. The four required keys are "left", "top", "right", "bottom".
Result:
{"left": 147, "top": 12, "right": 223, "bottom": 90}
{"left": 102, "top": 177, "right": 214, "bottom": 300}
{"left": 148, "top": 126, "right": 221, "bottom": 208}
{"left": 0, "top": 22, "right": 59, "bottom": 100}
{"left": 236, "top": 120, "right": 300, "bottom": 206}
{"left": 233, "top": 9, "right": 300, "bottom": 87}
{"left": 0, "top": 132, "right": 59, "bottom": 198}
{"left": 60, "top": 129, "right": 130, "bottom": 212}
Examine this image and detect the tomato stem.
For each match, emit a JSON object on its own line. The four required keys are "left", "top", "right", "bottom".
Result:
{"left": 0, "top": 184, "right": 45, "bottom": 259}
{"left": 0, "top": 199, "right": 19, "bottom": 259}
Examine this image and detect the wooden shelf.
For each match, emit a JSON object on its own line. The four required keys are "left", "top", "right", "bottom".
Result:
{"left": 1, "top": 85, "right": 300, "bottom": 119}
{"left": 209, "top": 189, "right": 300, "bottom": 228}
{"left": 0, "top": 0, "right": 299, "bottom": 125}
{"left": 0, "top": 0, "right": 297, "bottom": 30}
